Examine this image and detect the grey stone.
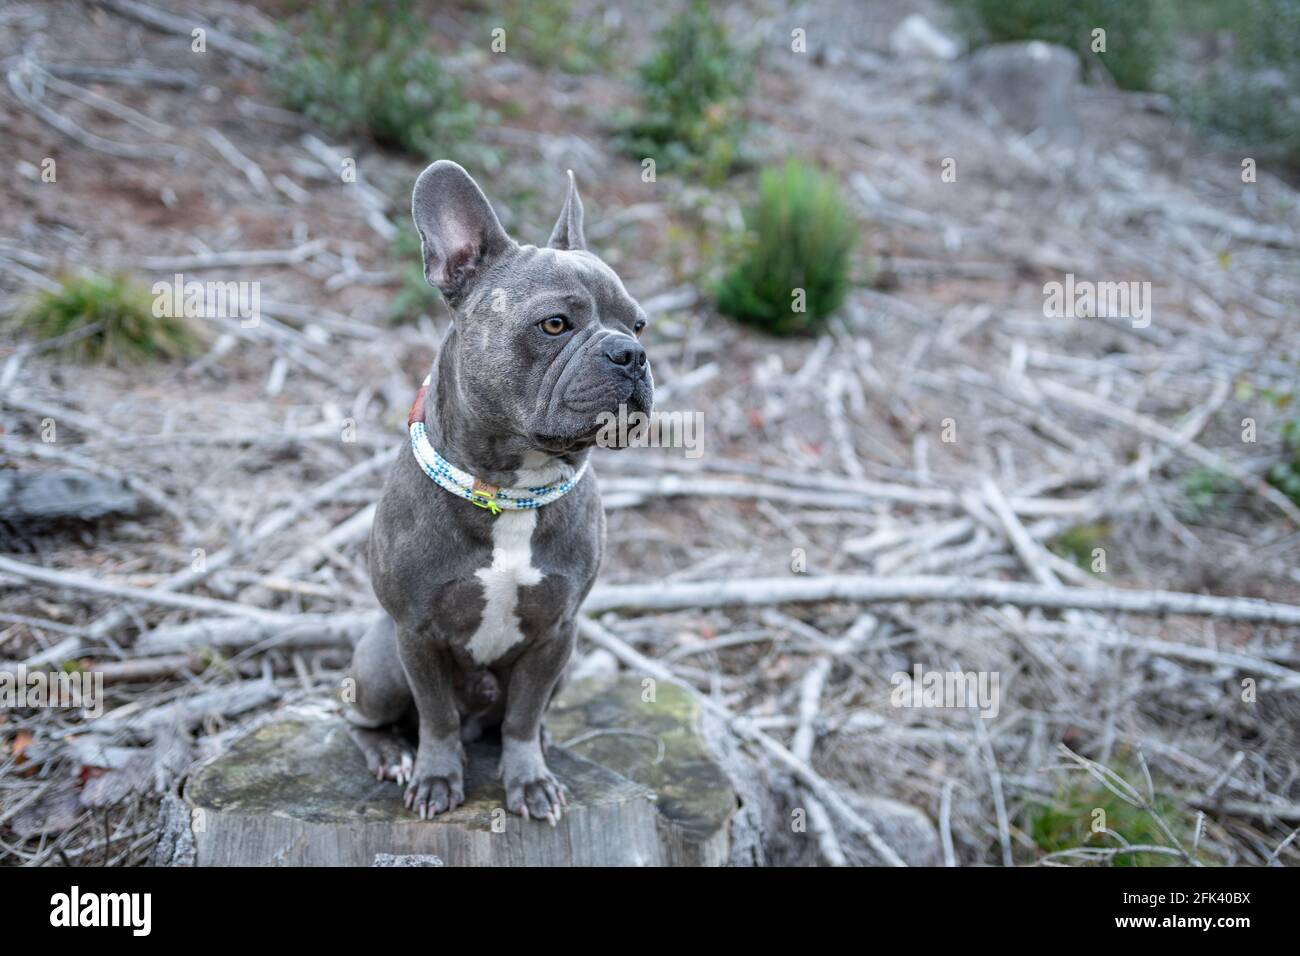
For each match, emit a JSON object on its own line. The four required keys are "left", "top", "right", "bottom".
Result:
{"left": 944, "top": 41, "right": 1081, "bottom": 137}
{"left": 0, "top": 469, "right": 137, "bottom": 524}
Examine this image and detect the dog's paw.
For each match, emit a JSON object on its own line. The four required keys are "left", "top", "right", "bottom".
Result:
{"left": 501, "top": 742, "right": 568, "bottom": 826}
{"left": 404, "top": 772, "right": 465, "bottom": 820}
{"left": 505, "top": 770, "right": 567, "bottom": 825}
{"left": 347, "top": 725, "right": 415, "bottom": 786}
{"left": 404, "top": 740, "right": 465, "bottom": 819}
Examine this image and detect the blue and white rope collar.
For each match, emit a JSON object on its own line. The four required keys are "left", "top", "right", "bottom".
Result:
{"left": 406, "top": 377, "right": 587, "bottom": 514}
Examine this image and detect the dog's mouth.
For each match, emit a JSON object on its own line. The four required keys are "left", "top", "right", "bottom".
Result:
{"left": 530, "top": 376, "right": 653, "bottom": 454}
{"left": 529, "top": 420, "right": 605, "bottom": 454}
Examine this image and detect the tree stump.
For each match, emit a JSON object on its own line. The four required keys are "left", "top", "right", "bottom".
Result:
{"left": 180, "top": 675, "right": 741, "bottom": 866}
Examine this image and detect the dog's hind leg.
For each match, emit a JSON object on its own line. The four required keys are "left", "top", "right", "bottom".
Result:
{"left": 345, "top": 614, "right": 415, "bottom": 784}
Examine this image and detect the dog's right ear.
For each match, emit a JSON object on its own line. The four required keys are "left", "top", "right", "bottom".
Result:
{"left": 411, "top": 161, "right": 512, "bottom": 305}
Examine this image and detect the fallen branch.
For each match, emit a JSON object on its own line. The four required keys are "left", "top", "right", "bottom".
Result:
{"left": 583, "top": 574, "right": 1300, "bottom": 625}
{"left": 95, "top": 0, "right": 270, "bottom": 67}
{"left": 0, "top": 555, "right": 288, "bottom": 622}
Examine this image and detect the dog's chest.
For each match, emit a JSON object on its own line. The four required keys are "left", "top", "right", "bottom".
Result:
{"left": 466, "top": 510, "right": 543, "bottom": 665}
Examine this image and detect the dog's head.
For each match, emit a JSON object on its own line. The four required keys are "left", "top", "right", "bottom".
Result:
{"left": 412, "top": 161, "right": 653, "bottom": 455}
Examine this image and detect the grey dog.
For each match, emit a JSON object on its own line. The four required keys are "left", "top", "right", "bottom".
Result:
{"left": 346, "top": 161, "right": 653, "bottom": 825}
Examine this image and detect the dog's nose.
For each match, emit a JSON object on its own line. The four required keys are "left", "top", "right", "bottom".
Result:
{"left": 605, "top": 339, "right": 647, "bottom": 373}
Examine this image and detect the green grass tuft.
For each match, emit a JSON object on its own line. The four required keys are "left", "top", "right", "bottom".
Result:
{"left": 14, "top": 273, "right": 203, "bottom": 365}
{"left": 716, "top": 159, "right": 858, "bottom": 337}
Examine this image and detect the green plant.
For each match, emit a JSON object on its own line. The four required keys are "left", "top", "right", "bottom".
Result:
{"left": 387, "top": 223, "right": 442, "bottom": 323}
{"left": 946, "top": 0, "right": 1172, "bottom": 91}
{"left": 716, "top": 160, "right": 858, "bottom": 336}
{"left": 1026, "top": 772, "right": 1203, "bottom": 866}
{"left": 1178, "top": 0, "right": 1300, "bottom": 167}
{"left": 1180, "top": 467, "right": 1240, "bottom": 521}
{"left": 1268, "top": 418, "right": 1300, "bottom": 505}
{"left": 269, "top": 0, "right": 479, "bottom": 156}
{"left": 14, "top": 273, "right": 203, "bottom": 364}
{"left": 1049, "top": 522, "right": 1110, "bottom": 572}
{"left": 495, "top": 0, "right": 620, "bottom": 74}
{"left": 616, "top": 1, "right": 748, "bottom": 183}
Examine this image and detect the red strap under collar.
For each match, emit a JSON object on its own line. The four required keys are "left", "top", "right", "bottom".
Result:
{"left": 407, "top": 381, "right": 429, "bottom": 427}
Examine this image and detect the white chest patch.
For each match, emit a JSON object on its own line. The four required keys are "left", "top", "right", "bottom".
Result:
{"left": 467, "top": 510, "right": 543, "bottom": 665}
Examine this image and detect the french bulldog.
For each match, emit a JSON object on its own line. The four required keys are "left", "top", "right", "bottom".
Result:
{"left": 345, "top": 161, "right": 653, "bottom": 825}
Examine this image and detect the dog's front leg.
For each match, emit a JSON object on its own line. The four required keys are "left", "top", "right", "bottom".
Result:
{"left": 396, "top": 631, "right": 465, "bottom": 819}
{"left": 500, "top": 625, "right": 574, "bottom": 824}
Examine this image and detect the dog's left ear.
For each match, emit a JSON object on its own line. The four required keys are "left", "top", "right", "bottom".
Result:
{"left": 547, "top": 169, "right": 586, "bottom": 251}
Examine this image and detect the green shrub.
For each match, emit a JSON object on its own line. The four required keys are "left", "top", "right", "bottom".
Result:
{"left": 387, "top": 223, "right": 442, "bottom": 323}
{"left": 1268, "top": 419, "right": 1300, "bottom": 505}
{"left": 946, "top": 0, "right": 1172, "bottom": 90}
{"left": 269, "top": 0, "right": 479, "bottom": 155}
{"left": 616, "top": 1, "right": 748, "bottom": 183}
{"left": 14, "top": 273, "right": 203, "bottom": 364}
{"left": 716, "top": 160, "right": 857, "bottom": 336}
{"left": 494, "top": 0, "right": 620, "bottom": 74}
{"left": 1178, "top": 0, "right": 1300, "bottom": 166}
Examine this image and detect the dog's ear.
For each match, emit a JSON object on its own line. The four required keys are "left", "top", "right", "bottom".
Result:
{"left": 546, "top": 169, "right": 586, "bottom": 251}
{"left": 411, "top": 161, "right": 512, "bottom": 303}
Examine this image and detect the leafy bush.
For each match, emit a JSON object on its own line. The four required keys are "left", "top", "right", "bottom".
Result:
{"left": 1178, "top": 0, "right": 1300, "bottom": 166}
{"left": 14, "top": 273, "right": 203, "bottom": 364}
{"left": 1268, "top": 419, "right": 1300, "bottom": 505}
{"left": 269, "top": 0, "right": 479, "bottom": 155}
{"left": 494, "top": 0, "right": 620, "bottom": 74}
{"left": 616, "top": 1, "right": 748, "bottom": 183}
{"left": 716, "top": 160, "right": 858, "bottom": 336}
{"left": 946, "top": 0, "right": 1172, "bottom": 90}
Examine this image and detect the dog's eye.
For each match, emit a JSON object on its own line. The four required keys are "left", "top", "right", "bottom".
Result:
{"left": 539, "top": 316, "right": 569, "bottom": 336}
{"left": 632, "top": 319, "right": 646, "bottom": 337}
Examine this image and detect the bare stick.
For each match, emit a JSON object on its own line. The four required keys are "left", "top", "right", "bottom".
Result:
{"left": 0, "top": 555, "right": 287, "bottom": 621}
{"left": 95, "top": 0, "right": 270, "bottom": 67}
{"left": 583, "top": 574, "right": 1300, "bottom": 626}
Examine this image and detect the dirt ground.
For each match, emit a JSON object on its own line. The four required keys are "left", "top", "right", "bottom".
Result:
{"left": 2, "top": 0, "right": 1299, "bottom": 866}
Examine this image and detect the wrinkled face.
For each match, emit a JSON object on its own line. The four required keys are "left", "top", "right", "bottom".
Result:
{"left": 453, "top": 245, "right": 653, "bottom": 453}
{"left": 412, "top": 160, "right": 653, "bottom": 457}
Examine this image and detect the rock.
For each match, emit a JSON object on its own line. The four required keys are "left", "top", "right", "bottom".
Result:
{"left": 843, "top": 793, "right": 941, "bottom": 866}
{"left": 180, "top": 675, "right": 742, "bottom": 866}
{"left": 944, "top": 41, "right": 1081, "bottom": 137}
{"left": 889, "top": 14, "right": 960, "bottom": 61}
{"left": 0, "top": 469, "right": 137, "bottom": 525}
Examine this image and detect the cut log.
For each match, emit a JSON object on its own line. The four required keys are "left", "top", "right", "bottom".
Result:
{"left": 179, "top": 677, "right": 745, "bottom": 866}
{"left": 182, "top": 710, "right": 663, "bottom": 866}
